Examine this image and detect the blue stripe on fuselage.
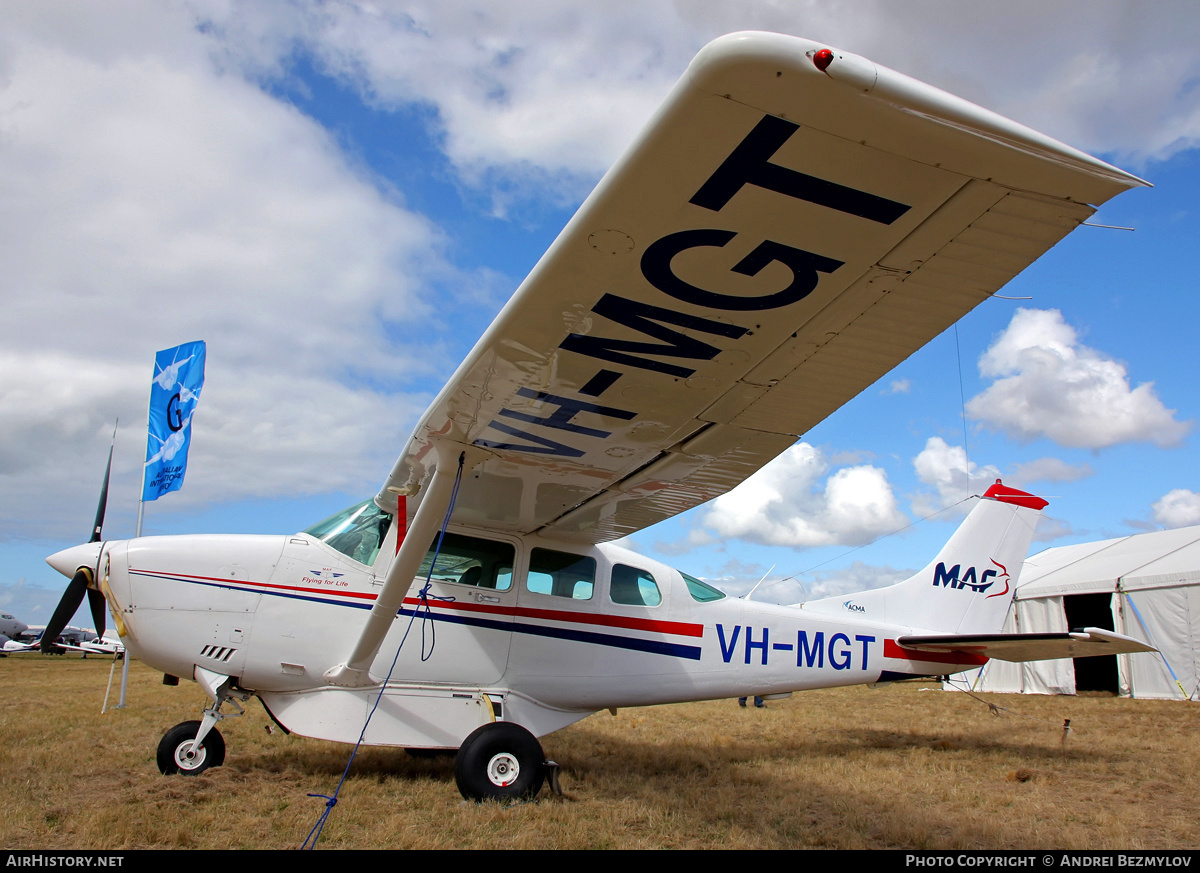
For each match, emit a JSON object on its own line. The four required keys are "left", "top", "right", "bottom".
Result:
{"left": 129, "top": 569, "right": 701, "bottom": 661}
{"left": 398, "top": 605, "right": 702, "bottom": 660}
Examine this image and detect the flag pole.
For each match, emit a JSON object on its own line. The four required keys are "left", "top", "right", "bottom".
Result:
{"left": 136, "top": 367, "right": 152, "bottom": 539}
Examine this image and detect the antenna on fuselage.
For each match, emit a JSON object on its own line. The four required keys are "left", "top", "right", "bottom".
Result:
{"left": 743, "top": 564, "right": 776, "bottom": 601}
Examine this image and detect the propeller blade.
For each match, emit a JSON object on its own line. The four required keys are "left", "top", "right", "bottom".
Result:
{"left": 87, "top": 587, "right": 107, "bottom": 641}
{"left": 90, "top": 426, "right": 116, "bottom": 544}
{"left": 45, "top": 421, "right": 117, "bottom": 651}
{"left": 42, "top": 569, "right": 89, "bottom": 653}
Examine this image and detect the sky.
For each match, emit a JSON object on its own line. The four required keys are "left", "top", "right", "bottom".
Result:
{"left": 3, "top": 0, "right": 1200, "bottom": 627}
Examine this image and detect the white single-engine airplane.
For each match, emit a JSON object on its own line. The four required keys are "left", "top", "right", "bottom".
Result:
{"left": 57, "top": 633, "right": 127, "bottom": 658}
{"left": 45, "top": 33, "right": 1156, "bottom": 801}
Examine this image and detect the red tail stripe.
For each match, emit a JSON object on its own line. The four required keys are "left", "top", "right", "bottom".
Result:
{"left": 884, "top": 638, "right": 988, "bottom": 666}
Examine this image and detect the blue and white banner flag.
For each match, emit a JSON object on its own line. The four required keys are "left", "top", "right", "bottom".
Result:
{"left": 142, "top": 340, "right": 206, "bottom": 502}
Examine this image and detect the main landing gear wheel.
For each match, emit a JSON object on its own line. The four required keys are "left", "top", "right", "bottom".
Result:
{"left": 157, "top": 720, "right": 226, "bottom": 775}
{"left": 454, "top": 722, "right": 545, "bottom": 802}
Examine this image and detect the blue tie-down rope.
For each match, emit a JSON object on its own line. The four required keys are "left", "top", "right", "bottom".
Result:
{"left": 302, "top": 453, "right": 465, "bottom": 849}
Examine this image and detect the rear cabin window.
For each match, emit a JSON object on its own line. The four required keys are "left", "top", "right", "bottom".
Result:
{"left": 609, "top": 564, "right": 662, "bottom": 607}
{"left": 418, "top": 533, "right": 515, "bottom": 591}
{"left": 527, "top": 548, "right": 595, "bottom": 600}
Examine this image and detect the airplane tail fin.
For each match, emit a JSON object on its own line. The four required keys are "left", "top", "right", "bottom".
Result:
{"left": 802, "top": 481, "right": 1047, "bottom": 635}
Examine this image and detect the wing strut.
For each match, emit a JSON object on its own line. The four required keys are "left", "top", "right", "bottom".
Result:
{"left": 325, "top": 443, "right": 485, "bottom": 687}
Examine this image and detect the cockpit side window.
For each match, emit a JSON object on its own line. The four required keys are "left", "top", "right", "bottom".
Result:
{"left": 303, "top": 500, "right": 393, "bottom": 566}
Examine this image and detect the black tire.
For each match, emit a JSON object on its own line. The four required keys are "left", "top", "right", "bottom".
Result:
{"left": 156, "top": 720, "right": 225, "bottom": 776}
{"left": 454, "top": 722, "right": 545, "bottom": 802}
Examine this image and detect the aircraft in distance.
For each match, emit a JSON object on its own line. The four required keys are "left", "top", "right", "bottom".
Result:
{"left": 58, "top": 633, "right": 127, "bottom": 658}
{"left": 2, "top": 624, "right": 122, "bottom": 656}
{"left": 44, "top": 32, "right": 1155, "bottom": 801}
{"left": 0, "top": 612, "right": 28, "bottom": 644}
{"left": 1, "top": 632, "right": 39, "bottom": 655}
{"left": 10, "top": 625, "right": 88, "bottom": 654}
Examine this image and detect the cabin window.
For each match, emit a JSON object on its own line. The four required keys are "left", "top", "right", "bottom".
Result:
{"left": 681, "top": 571, "right": 726, "bottom": 602}
{"left": 303, "top": 499, "right": 393, "bottom": 566}
{"left": 527, "top": 548, "right": 595, "bottom": 600}
{"left": 418, "top": 533, "right": 515, "bottom": 591}
{"left": 610, "top": 564, "right": 662, "bottom": 607}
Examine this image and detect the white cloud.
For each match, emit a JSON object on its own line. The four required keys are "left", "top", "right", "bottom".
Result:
{"left": 186, "top": 0, "right": 1200, "bottom": 200}
{"left": 1008, "top": 457, "right": 1094, "bottom": 485}
{"left": 700, "top": 560, "right": 912, "bottom": 606}
{"left": 1029, "top": 516, "right": 1081, "bottom": 543}
{"left": 0, "top": 4, "right": 455, "bottom": 539}
{"left": 678, "top": 0, "right": 1200, "bottom": 167}
{"left": 697, "top": 443, "right": 907, "bottom": 549}
{"left": 4, "top": 1, "right": 1198, "bottom": 551}
{"left": 912, "top": 437, "right": 1002, "bottom": 516}
{"left": 699, "top": 559, "right": 914, "bottom": 605}
{"left": 911, "top": 441, "right": 1084, "bottom": 540}
{"left": 796, "top": 561, "right": 913, "bottom": 604}
{"left": 193, "top": 1, "right": 702, "bottom": 206}
{"left": 967, "top": 309, "right": 1189, "bottom": 449}
{"left": 0, "top": 579, "right": 66, "bottom": 625}
{"left": 1152, "top": 489, "right": 1200, "bottom": 529}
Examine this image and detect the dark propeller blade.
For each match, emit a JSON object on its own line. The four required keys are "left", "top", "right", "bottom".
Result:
{"left": 90, "top": 433, "right": 114, "bottom": 543}
{"left": 45, "top": 422, "right": 117, "bottom": 651}
{"left": 42, "top": 569, "right": 89, "bottom": 653}
{"left": 87, "top": 587, "right": 107, "bottom": 641}
{"left": 86, "top": 427, "right": 117, "bottom": 639}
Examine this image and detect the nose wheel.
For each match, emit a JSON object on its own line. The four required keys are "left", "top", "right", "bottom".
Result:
{"left": 454, "top": 722, "right": 546, "bottom": 802}
{"left": 157, "top": 720, "right": 226, "bottom": 775}
{"left": 156, "top": 669, "right": 247, "bottom": 776}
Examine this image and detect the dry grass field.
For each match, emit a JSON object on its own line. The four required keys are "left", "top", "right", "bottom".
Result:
{"left": 1, "top": 654, "right": 1196, "bottom": 850}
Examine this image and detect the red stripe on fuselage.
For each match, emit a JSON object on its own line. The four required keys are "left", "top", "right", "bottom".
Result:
{"left": 129, "top": 567, "right": 704, "bottom": 638}
{"left": 402, "top": 596, "right": 704, "bottom": 637}
{"left": 130, "top": 568, "right": 378, "bottom": 600}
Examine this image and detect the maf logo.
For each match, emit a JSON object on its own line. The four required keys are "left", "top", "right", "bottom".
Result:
{"left": 932, "top": 560, "right": 1010, "bottom": 599}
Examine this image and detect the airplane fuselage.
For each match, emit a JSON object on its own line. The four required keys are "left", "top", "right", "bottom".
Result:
{"left": 91, "top": 523, "right": 980, "bottom": 749}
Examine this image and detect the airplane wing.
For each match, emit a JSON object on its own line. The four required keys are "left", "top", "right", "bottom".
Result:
{"left": 376, "top": 31, "right": 1145, "bottom": 543}
{"left": 897, "top": 628, "right": 1156, "bottom": 663}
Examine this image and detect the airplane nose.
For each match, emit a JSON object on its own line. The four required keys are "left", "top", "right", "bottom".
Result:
{"left": 46, "top": 542, "right": 102, "bottom": 578}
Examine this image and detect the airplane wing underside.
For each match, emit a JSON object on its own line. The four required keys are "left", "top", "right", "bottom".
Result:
{"left": 377, "top": 32, "right": 1145, "bottom": 543}
{"left": 897, "top": 628, "right": 1157, "bottom": 663}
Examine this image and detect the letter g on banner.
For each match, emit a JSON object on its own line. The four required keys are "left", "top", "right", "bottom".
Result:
{"left": 167, "top": 393, "right": 183, "bottom": 432}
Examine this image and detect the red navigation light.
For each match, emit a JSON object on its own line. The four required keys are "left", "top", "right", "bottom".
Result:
{"left": 813, "top": 49, "right": 834, "bottom": 72}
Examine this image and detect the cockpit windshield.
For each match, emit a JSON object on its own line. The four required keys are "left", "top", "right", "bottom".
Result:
{"left": 302, "top": 499, "right": 393, "bottom": 566}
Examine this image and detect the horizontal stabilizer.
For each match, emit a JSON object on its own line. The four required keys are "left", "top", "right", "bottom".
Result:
{"left": 896, "top": 627, "right": 1156, "bottom": 663}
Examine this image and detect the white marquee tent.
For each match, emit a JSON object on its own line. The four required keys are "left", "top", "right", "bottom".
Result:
{"left": 960, "top": 525, "right": 1200, "bottom": 700}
